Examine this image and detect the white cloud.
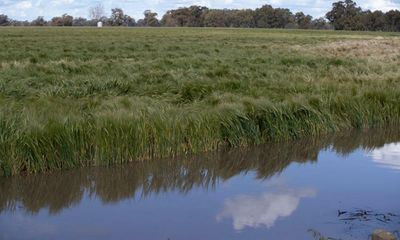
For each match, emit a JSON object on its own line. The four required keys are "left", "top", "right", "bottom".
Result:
{"left": 362, "top": 0, "right": 399, "bottom": 12}
{"left": 216, "top": 187, "right": 316, "bottom": 230}
{"left": 367, "top": 143, "right": 400, "bottom": 171}
{"left": 51, "top": 0, "right": 74, "bottom": 6}
{"left": 15, "top": 0, "right": 32, "bottom": 9}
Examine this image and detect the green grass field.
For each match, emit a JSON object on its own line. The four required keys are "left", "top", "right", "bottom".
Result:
{"left": 1, "top": 27, "right": 400, "bottom": 176}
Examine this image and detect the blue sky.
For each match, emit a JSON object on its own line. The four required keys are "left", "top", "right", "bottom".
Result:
{"left": 1, "top": 0, "right": 399, "bottom": 20}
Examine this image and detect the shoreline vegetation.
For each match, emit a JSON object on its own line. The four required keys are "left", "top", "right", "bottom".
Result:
{"left": 0, "top": 28, "right": 400, "bottom": 176}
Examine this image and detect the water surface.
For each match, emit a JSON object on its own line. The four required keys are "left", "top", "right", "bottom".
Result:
{"left": 1, "top": 130, "right": 399, "bottom": 240}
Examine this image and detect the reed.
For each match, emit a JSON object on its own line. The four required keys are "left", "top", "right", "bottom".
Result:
{"left": 0, "top": 28, "right": 399, "bottom": 176}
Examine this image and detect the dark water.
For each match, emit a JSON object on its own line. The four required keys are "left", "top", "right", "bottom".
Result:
{"left": 1, "top": 130, "right": 400, "bottom": 240}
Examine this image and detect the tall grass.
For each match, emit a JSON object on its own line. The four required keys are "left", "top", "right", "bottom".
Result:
{"left": 0, "top": 28, "right": 399, "bottom": 176}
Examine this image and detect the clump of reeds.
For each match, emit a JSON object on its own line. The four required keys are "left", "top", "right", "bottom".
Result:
{"left": 1, "top": 90, "right": 399, "bottom": 176}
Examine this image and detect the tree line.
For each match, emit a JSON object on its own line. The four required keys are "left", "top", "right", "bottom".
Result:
{"left": 0, "top": 0, "right": 399, "bottom": 31}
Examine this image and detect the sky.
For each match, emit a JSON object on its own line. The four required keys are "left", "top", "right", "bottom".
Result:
{"left": 0, "top": 0, "right": 399, "bottom": 21}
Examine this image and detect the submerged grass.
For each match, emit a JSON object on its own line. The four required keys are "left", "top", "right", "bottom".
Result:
{"left": 0, "top": 28, "right": 400, "bottom": 176}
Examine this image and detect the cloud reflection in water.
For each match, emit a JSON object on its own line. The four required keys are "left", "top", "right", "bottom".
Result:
{"left": 217, "top": 186, "right": 316, "bottom": 230}
{"left": 367, "top": 143, "right": 400, "bottom": 171}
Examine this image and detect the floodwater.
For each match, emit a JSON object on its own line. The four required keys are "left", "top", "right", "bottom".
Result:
{"left": 0, "top": 130, "right": 399, "bottom": 240}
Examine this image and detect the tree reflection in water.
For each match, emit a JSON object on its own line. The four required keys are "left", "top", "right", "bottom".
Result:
{"left": 0, "top": 128, "right": 399, "bottom": 215}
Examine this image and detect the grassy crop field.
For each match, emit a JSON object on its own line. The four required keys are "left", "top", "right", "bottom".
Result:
{"left": 0, "top": 27, "right": 400, "bottom": 176}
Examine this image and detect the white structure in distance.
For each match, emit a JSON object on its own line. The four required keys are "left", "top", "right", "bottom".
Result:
{"left": 97, "top": 22, "right": 103, "bottom": 28}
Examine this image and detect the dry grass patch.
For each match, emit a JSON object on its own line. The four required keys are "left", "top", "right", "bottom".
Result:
{"left": 312, "top": 38, "right": 400, "bottom": 61}
{"left": 0, "top": 61, "right": 31, "bottom": 70}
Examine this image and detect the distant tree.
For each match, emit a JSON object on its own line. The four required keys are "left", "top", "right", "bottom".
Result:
{"left": 360, "top": 10, "right": 386, "bottom": 31}
{"left": 311, "top": 17, "right": 332, "bottom": 29}
{"left": 161, "top": 11, "right": 178, "bottom": 27}
{"left": 384, "top": 10, "right": 400, "bottom": 32}
{"left": 0, "top": 1, "right": 399, "bottom": 31}
{"left": 295, "top": 12, "right": 312, "bottom": 29}
{"left": 110, "top": 8, "right": 125, "bottom": 26}
{"left": 89, "top": 3, "right": 105, "bottom": 21}
{"left": 255, "top": 5, "right": 274, "bottom": 28}
{"left": 51, "top": 14, "right": 73, "bottom": 26}
{"left": 73, "top": 17, "right": 90, "bottom": 26}
{"left": 230, "top": 9, "right": 256, "bottom": 28}
{"left": 136, "top": 19, "right": 145, "bottom": 26}
{"left": 326, "top": 0, "right": 363, "bottom": 30}
{"left": 162, "top": 8, "right": 189, "bottom": 27}
{"left": 110, "top": 9, "right": 135, "bottom": 27}
{"left": 203, "top": 9, "right": 230, "bottom": 27}
{"left": 31, "top": 16, "right": 46, "bottom": 26}
{"left": 274, "top": 8, "right": 295, "bottom": 28}
{"left": 0, "top": 14, "right": 10, "bottom": 26}
{"left": 10, "top": 20, "right": 28, "bottom": 26}
{"left": 255, "top": 5, "right": 294, "bottom": 28}
{"left": 161, "top": 6, "right": 207, "bottom": 27}
{"left": 51, "top": 16, "right": 62, "bottom": 26}
{"left": 187, "top": 6, "right": 208, "bottom": 27}
{"left": 62, "top": 14, "right": 73, "bottom": 26}
{"left": 143, "top": 10, "right": 159, "bottom": 26}
{"left": 123, "top": 15, "right": 136, "bottom": 26}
